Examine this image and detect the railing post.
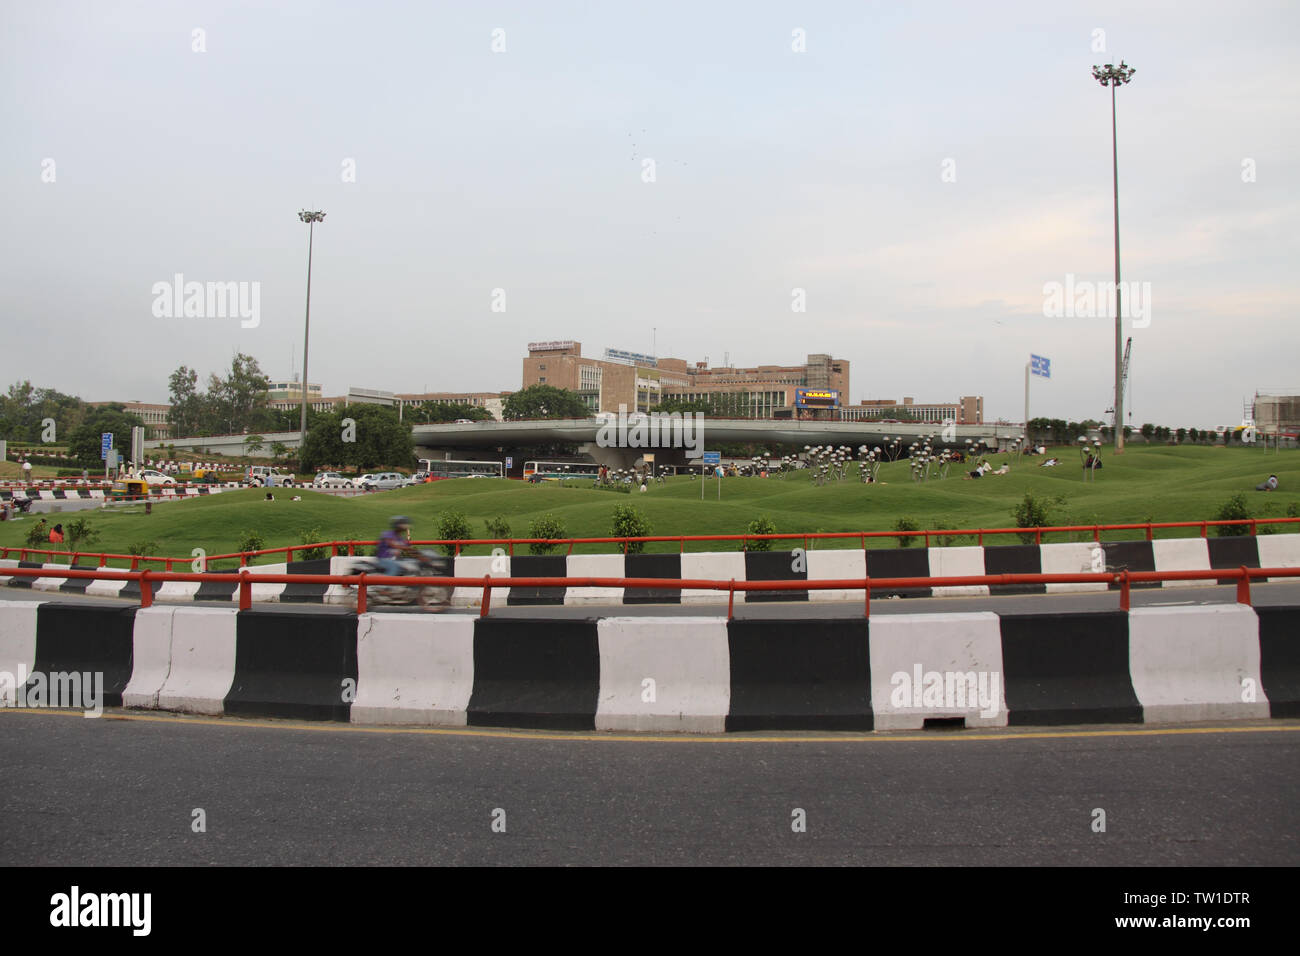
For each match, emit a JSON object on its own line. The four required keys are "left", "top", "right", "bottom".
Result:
{"left": 1237, "top": 567, "right": 1251, "bottom": 606}
{"left": 978, "top": 529, "right": 984, "bottom": 546}
{"left": 1035, "top": 528, "right": 1043, "bottom": 545}
{"left": 356, "top": 573, "right": 367, "bottom": 614}
{"left": 1094, "top": 525, "right": 1100, "bottom": 542}
{"left": 238, "top": 570, "right": 251, "bottom": 610}
{"left": 864, "top": 577, "right": 871, "bottom": 618}
{"left": 1144, "top": 523, "right": 1153, "bottom": 541}
{"left": 140, "top": 570, "right": 153, "bottom": 608}
{"left": 1119, "top": 570, "right": 1130, "bottom": 612}
{"left": 480, "top": 575, "right": 492, "bottom": 618}
{"left": 727, "top": 579, "right": 735, "bottom": 620}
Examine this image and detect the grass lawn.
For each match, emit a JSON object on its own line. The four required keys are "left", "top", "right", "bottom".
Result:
{"left": 1, "top": 445, "right": 1296, "bottom": 565}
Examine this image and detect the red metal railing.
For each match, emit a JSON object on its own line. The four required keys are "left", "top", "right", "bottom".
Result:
{"left": 1, "top": 565, "right": 1297, "bottom": 618}
{"left": 4, "top": 517, "right": 1299, "bottom": 568}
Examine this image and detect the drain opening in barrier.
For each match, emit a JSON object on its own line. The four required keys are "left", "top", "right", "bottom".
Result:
{"left": 922, "top": 717, "right": 966, "bottom": 731}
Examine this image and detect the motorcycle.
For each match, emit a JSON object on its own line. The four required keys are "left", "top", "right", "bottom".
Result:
{"left": 345, "top": 548, "right": 453, "bottom": 611}
{"left": 9, "top": 495, "right": 34, "bottom": 513}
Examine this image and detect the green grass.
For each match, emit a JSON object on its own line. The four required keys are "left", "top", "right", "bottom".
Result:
{"left": 1, "top": 445, "right": 1296, "bottom": 564}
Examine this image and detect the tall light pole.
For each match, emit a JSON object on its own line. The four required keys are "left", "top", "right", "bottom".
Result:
{"left": 297, "top": 210, "right": 325, "bottom": 462}
{"left": 1092, "top": 61, "right": 1135, "bottom": 453}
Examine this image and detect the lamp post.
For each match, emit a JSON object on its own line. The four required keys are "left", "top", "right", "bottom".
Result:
{"left": 1091, "top": 61, "right": 1135, "bottom": 454}
{"left": 297, "top": 209, "right": 326, "bottom": 463}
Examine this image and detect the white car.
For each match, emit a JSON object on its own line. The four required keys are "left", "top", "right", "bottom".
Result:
{"left": 246, "top": 466, "right": 295, "bottom": 487}
{"left": 313, "top": 472, "right": 355, "bottom": 489}
{"left": 138, "top": 470, "right": 176, "bottom": 486}
{"left": 361, "top": 472, "right": 408, "bottom": 491}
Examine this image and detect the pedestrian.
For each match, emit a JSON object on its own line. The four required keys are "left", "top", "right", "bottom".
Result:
{"left": 22, "top": 459, "right": 33, "bottom": 481}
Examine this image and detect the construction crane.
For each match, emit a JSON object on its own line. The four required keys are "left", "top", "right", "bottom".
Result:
{"left": 1107, "top": 337, "right": 1132, "bottom": 428}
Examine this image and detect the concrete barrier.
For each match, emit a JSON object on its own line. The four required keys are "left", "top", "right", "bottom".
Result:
{"left": 0, "top": 599, "right": 39, "bottom": 705}
{"left": 467, "top": 618, "right": 600, "bottom": 729}
{"left": 681, "top": 552, "right": 746, "bottom": 605}
{"left": 743, "top": 550, "right": 808, "bottom": 602}
{"left": 1256, "top": 606, "right": 1300, "bottom": 718}
{"left": 31, "top": 603, "right": 137, "bottom": 708}
{"left": 1127, "top": 605, "right": 1269, "bottom": 722}
{"left": 1152, "top": 537, "right": 1211, "bottom": 588}
{"left": 451, "top": 555, "right": 507, "bottom": 607}
{"left": 1257, "top": 534, "right": 1300, "bottom": 584}
{"left": 623, "top": 553, "right": 682, "bottom": 604}
{"left": 981, "top": 543, "right": 1045, "bottom": 594}
{"left": 595, "top": 617, "right": 730, "bottom": 732}
{"left": 806, "top": 549, "right": 866, "bottom": 603}
{"left": 224, "top": 609, "right": 357, "bottom": 721}
{"left": 565, "top": 554, "right": 625, "bottom": 606}
{"left": 352, "top": 613, "right": 475, "bottom": 725}
{"left": 1040, "top": 542, "right": 1109, "bottom": 593}
{"left": 869, "top": 612, "right": 1005, "bottom": 730}
{"left": 157, "top": 606, "right": 239, "bottom": 714}
{"left": 928, "top": 547, "right": 988, "bottom": 598}
{"left": 122, "top": 606, "right": 176, "bottom": 709}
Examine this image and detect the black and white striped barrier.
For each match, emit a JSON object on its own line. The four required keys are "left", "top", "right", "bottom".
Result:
{"left": 1, "top": 600, "right": 1295, "bottom": 730}
{"left": 3, "top": 535, "right": 1299, "bottom": 603}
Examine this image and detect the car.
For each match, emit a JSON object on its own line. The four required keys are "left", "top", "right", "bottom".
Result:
{"left": 361, "top": 472, "right": 408, "bottom": 491}
{"left": 454, "top": 418, "right": 475, "bottom": 424}
{"left": 245, "top": 465, "right": 295, "bottom": 487}
{"left": 137, "top": 470, "right": 176, "bottom": 486}
{"left": 313, "top": 471, "right": 354, "bottom": 489}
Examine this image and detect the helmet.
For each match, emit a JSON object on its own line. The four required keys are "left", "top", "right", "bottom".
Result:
{"left": 391, "top": 515, "right": 411, "bottom": 529}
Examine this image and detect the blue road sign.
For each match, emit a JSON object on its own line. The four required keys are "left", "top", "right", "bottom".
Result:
{"left": 505, "top": 457, "right": 513, "bottom": 469}
{"left": 702, "top": 451, "right": 721, "bottom": 465}
{"left": 1030, "top": 354, "right": 1051, "bottom": 378}
{"left": 100, "top": 432, "right": 113, "bottom": 460}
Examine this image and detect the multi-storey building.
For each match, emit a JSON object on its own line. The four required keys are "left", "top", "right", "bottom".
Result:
{"left": 840, "top": 396, "right": 984, "bottom": 424}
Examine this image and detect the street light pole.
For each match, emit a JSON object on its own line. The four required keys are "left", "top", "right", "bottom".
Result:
{"left": 1092, "top": 61, "right": 1135, "bottom": 454}
{"left": 297, "top": 210, "right": 326, "bottom": 463}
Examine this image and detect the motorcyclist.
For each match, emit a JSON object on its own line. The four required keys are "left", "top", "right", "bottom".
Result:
{"left": 374, "top": 516, "right": 434, "bottom": 610}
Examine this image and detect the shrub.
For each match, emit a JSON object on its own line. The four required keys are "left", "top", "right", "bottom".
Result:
{"left": 297, "top": 526, "right": 328, "bottom": 561}
{"left": 63, "top": 518, "right": 100, "bottom": 552}
{"left": 126, "top": 540, "right": 159, "bottom": 556}
{"left": 894, "top": 516, "right": 920, "bottom": 548}
{"left": 1288, "top": 501, "right": 1299, "bottom": 518}
{"left": 484, "top": 515, "right": 512, "bottom": 540}
{"left": 1011, "top": 492, "right": 1061, "bottom": 544}
{"left": 746, "top": 515, "right": 776, "bottom": 551}
{"left": 611, "top": 504, "right": 652, "bottom": 553}
{"left": 527, "top": 513, "right": 567, "bottom": 554}
{"left": 24, "top": 522, "right": 50, "bottom": 548}
{"left": 237, "top": 529, "right": 266, "bottom": 558}
{"left": 436, "top": 509, "right": 473, "bottom": 556}
{"left": 1214, "top": 494, "right": 1251, "bottom": 537}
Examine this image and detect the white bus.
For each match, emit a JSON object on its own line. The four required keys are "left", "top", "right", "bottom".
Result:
{"left": 523, "top": 460, "right": 602, "bottom": 482}
{"left": 417, "top": 459, "right": 505, "bottom": 481}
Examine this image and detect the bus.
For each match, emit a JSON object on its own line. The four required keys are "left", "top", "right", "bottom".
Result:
{"left": 417, "top": 459, "right": 505, "bottom": 480}
{"left": 522, "top": 460, "right": 602, "bottom": 482}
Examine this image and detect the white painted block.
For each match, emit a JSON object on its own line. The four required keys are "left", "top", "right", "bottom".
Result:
{"left": 806, "top": 549, "right": 866, "bottom": 603}
{"left": 869, "top": 613, "right": 1007, "bottom": 730}
{"left": 680, "top": 551, "right": 745, "bottom": 605}
{"left": 1152, "top": 537, "right": 1212, "bottom": 588}
{"left": 451, "top": 554, "right": 508, "bottom": 607}
{"left": 1257, "top": 533, "right": 1300, "bottom": 584}
{"left": 928, "top": 546, "right": 989, "bottom": 597}
{"left": 157, "top": 607, "right": 239, "bottom": 714}
{"left": 123, "top": 606, "right": 176, "bottom": 709}
{"left": 566, "top": 554, "right": 625, "bottom": 605}
{"left": 596, "top": 617, "right": 730, "bottom": 732}
{"left": 30, "top": 563, "right": 70, "bottom": 592}
{"left": 243, "top": 562, "right": 288, "bottom": 602}
{"left": 352, "top": 614, "right": 474, "bottom": 725}
{"left": 0, "top": 599, "right": 41, "bottom": 706}
{"left": 1040, "top": 542, "right": 1108, "bottom": 593}
{"left": 1128, "top": 605, "right": 1269, "bottom": 722}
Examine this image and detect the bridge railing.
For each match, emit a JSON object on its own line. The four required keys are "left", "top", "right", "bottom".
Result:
{"left": 4, "top": 518, "right": 1300, "bottom": 568}
{"left": 2, "top": 565, "right": 1298, "bottom": 618}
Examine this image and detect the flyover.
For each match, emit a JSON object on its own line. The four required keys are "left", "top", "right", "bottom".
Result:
{"left": 147, "top": 419, "right": 1027, "bottom": 468}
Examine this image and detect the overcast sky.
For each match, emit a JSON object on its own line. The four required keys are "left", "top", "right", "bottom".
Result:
{"left": 3, "top": 0, "right": 1297, "bottom": 428}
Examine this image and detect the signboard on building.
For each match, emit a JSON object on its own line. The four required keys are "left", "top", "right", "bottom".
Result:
{"left": 528, "top": 340, "right": 576, "bottom": 353}
{"left": 604, "top": 348, "right": 658, "bottom": 368}
{"left": 794, "top": 388, "right": 840, "bottom": 409}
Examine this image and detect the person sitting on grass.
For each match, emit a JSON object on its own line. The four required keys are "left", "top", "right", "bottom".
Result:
{"left": 48, "top": 523, "right": 64, "bottom": 544}
{"left": 1255, "top": 474, "right": 1279, "bottom": 491}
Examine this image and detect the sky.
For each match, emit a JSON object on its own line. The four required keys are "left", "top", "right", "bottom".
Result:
{"left": 2, "top": 0, "right": 1297, "bottom": 429}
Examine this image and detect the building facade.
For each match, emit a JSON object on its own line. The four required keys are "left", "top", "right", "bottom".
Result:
{"left": 840, "top": 396, "right": 984, "bottom": 424}
{"left": 521, "top": 341, "right": 851, "bottom": 416}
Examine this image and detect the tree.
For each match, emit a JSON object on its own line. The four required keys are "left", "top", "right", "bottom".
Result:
{"left": 502, "top": 385, "right": 589, "bottom": 420}
{"left": 67, "top": 406, "right": 145, "bottom": 467}
{"left": 1176, "top": 427, "right": 1187, "bottom": 444}
{"left": 270, "top": 441, "right": 289, "bottom": 463}
{"left": 166, "top": 353, "right": 272, "bottom": 437}
{"left": 298, "top": 404, "right": 415, "bottom": 472}
{"left": 1140, "top": 423, "right": 1155, "bottom": 440}
{"left": 243, "top": 434, "right": 265, "bottom": 463}
{"left": 0, "top": 381, "right": 84, "bottom": 444}
{"left": 415, "top": 401, "right": 493, "bottom": 423}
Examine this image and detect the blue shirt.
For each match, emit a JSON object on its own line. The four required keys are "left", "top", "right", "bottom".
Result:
{"left": 377, "top": 530, "right": 405, "bottom": 559}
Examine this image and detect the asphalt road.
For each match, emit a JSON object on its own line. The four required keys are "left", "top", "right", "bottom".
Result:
{"left": 2, "top": 580, "right": 1298, "bottom": 618}
{"left": 1, "top": 711, "right": 1296, "bottom": 865}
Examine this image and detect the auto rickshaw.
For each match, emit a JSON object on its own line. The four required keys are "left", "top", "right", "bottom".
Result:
{"left": 111, "top": 478, "right": 149, "bottom": 500}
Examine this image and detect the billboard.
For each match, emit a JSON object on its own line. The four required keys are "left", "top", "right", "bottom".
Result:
{"left": 528, "top": 340, "right": 576, "bottom": 353}
{"left": 794, "top": 388, "right": 839, "bottom": 409}
{"left": 604, "top": 348, "right": 658, "bottom": 367}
